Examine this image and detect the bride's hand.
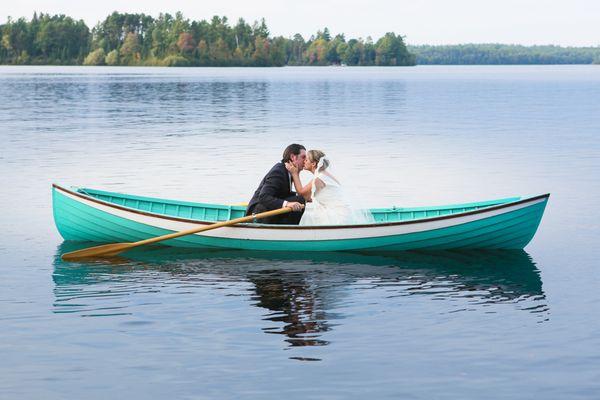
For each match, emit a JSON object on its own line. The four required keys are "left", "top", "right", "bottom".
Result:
{"left": 285, "top": 161, "right": 299, "bottom": 175}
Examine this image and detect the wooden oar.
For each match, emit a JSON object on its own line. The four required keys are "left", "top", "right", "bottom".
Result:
{"left": 61, "top": 207, "right": 294, "bottom": 261}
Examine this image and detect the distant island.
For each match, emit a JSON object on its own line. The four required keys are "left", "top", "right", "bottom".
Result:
{"left": 410, "top": 44, "right": 600, "bottom": 65}
{"left": 0, "top": 12, "right": 414, "bottom": 67}
{"left": 1, "top": 12, "right": 598, "bottom": 67}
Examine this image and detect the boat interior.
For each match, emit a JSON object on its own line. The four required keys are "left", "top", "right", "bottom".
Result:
{"left": 74, "top": 187, "right": 521, "bottom": 224}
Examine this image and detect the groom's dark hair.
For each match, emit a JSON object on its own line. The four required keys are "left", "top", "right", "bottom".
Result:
{"left": 282, "top": 144, "right": 306, "bottom": 162}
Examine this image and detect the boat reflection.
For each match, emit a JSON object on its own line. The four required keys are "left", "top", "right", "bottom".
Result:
{"left": 53, "top": 244, "right": 547, "bottom": 349}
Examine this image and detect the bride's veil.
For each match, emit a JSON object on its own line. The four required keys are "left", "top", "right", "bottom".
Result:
{"left": 311, "top": 156, "right": 338, "bottom": 196}
{"left": 310, "top": 155, "right": 375, "bottom": 224}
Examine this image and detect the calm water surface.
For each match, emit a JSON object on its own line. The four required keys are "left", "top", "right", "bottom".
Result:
{"left": 1, "top": 66, "right": 599, "bottom": 399}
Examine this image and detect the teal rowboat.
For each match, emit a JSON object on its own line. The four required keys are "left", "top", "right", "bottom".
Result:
{"left": 52, "top": 184, "right": 549, "bottom": 252}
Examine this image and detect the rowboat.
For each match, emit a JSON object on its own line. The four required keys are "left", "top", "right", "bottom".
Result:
{"left": 52, "top": 184, "right": 549, "bottom": 252}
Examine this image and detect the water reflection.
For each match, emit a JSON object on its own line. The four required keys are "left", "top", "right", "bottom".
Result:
{"left": 53, "top": 244, "right": 547, "bottom": 352}
{"left": 250, "top": 270, "right": 332, "bottom": 347}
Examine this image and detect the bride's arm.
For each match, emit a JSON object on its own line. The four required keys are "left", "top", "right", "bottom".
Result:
{"left": 313, "top": 177, "right": 326, "bottom": 191}
{"left": 286, "top": 162, "right": 313, "bottom": 200}
{"left": 291, "top": 173, "right": 313, "bottom": 200}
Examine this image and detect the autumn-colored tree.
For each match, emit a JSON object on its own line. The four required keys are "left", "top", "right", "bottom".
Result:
{"left": 210, "top": 38, "right": 231, "bottom": 65}
{"left": 120, "top": 32, "right": 141, "bottom": 65}
{"left": 105, "top": 49, "right": 119, "bottom": 65}
{"left": 306, "top": 38, "right": 328, "bottom": 65}
{"left": 83, "top": 48, "right": 105, "bottom": 65}
{"left": 177, "top": 32, "right": 196, "bottom": 55}
{"left": 252, "top": 36, "right": 269, "bottom": 66}
{"left": 197, "top": 39, "right": 209, "bottom": 65}
{"left": 232, "top": 46, "right": 244, "bottom": 65}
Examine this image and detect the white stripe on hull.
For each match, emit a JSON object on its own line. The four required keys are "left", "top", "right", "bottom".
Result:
{"left": 58, "top": 189, "right": 545, "bottom": 242}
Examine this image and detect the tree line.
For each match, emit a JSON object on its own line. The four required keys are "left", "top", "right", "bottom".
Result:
{"left": 410, "top": 44, "right": 600, "bottom": 65}
{"left": 0, "top": 12, "right": 416, "bottom": 66}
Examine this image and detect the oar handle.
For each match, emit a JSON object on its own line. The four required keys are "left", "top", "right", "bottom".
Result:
{"left": 133, "top": 206, "right": 293, "bottom": 247}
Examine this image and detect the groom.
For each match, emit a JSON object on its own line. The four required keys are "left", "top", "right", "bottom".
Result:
{"left": 246, "top": 144, "right": 306, "bottom": 224}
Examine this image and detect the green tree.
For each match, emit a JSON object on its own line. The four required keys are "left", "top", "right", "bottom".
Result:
{"left": 1, "top": 18, "right": 14, "bottom": 60}
{"left": 253, "top": 18, "right": 269, "bottom": 38}
{"left": 233, "top": 18, "right": 253, "bottom": 49}
{"left": 288, "top": 33, "right": 305, "bottom": 65}
{"left": 269, "top": 36, "right": 286, "bottom": 66}
{"left": 375, "top": 32, "right": 414, "bottom": 66}
{"left": 316, "top": 27, "right": 331, "bottom": 41}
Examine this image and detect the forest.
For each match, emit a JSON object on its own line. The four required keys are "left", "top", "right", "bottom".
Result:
{"left": 410, "top": 44, "right": 600, "bottom": 65}
{"left": 0, "top": 12, "right": 416, "bottom": 66}
{"left": 3, "top": 13, "right": 598, "bottom": 67}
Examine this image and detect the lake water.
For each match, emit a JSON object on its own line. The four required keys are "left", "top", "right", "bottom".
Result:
{"left": 1, "top": 65, "right": 599, "bottom": 399}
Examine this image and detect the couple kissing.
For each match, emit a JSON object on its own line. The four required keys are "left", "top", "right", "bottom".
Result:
{"left": 246, "top": 144, "right": 372, "bottom": 226}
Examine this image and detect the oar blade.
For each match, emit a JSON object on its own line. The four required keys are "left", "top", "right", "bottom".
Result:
{"left": 61, "top": 242, "right": 134, "bottom": 261}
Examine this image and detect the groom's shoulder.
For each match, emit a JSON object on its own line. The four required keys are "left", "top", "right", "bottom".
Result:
{"left": 267, "top": 162, "right": 286, "bottom": 175}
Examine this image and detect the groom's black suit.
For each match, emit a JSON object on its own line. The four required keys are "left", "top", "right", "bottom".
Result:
{"left": 246, "top": 162, "right": 306, "bottom": 224}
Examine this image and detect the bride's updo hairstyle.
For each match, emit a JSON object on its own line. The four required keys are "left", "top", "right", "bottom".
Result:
{"left": 308, "top": 150, "right": 329, "bottom": 172}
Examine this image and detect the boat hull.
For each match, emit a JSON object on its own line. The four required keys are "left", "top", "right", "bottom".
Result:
{"left": 52, "top": 185, "right": 549, "bottom": 252}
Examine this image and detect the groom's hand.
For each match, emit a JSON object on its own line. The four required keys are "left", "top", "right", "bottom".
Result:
{"left": 286, "top": 202, "right": 305, "bottom": 212}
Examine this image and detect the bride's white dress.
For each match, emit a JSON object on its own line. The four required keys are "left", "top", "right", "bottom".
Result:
{"left": 299, "top": 172, "right": 374, "bottom": 226}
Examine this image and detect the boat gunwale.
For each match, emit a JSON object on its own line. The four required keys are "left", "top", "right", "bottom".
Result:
{"left": 78, "top": 187, "right": 521, "bottom": 214}
{"left": 52, "top": 183, "right": 550, "bottom": 230}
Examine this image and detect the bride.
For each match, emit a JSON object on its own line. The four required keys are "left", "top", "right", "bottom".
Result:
{"left": 285, "top": 150, "right": 374, "bottom": 226}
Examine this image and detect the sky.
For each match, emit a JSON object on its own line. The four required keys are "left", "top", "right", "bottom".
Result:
{"left": 2, "top": 0, "right": 599, "bottom": 47}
